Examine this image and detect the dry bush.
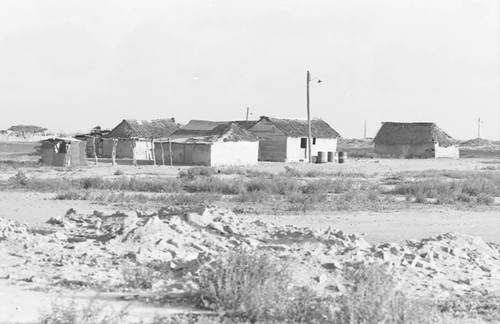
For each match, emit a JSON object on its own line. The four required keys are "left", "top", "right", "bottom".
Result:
{"left": 198, "top": 250, "right": 336, "bottom": 323}
{"left": 121, "top": 261, "right": 168, "bottom": 290}
{"left": 198, "top": 250, "right": 290, "bottom": 321}
{"left": 335, "top": 262, "right": 446, "bottom": 324}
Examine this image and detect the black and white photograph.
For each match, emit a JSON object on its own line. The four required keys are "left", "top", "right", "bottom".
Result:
{"left": 0, "top": 0, "right": 499, "bottom": 323}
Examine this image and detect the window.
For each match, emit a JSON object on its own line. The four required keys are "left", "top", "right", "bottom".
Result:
{"left": 313, "top": 138, "right": 317, "bottom": 145}
{"left": 300, "top": 138, "right": 307, "bottom": 148}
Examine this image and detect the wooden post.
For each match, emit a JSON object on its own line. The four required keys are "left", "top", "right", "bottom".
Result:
{"left": 151, "top": 138, "right": 156, "bottom": 166}
{"left": 92, "top": 137, "right": 98, "bottom": 165}
{"left": 306, "top": 70, "right": 312, "bottom": 163}
{"left": 168, "top": 138, "right": 173, "bottom": 166}
{"left": 161, "top": 141, "right": 165, "bottom": 166}
{"left": 111, "top": 139, "right": 118, "bottom": 166}
{"left": 65, "top": 142, "right": 71, "bottom": 167}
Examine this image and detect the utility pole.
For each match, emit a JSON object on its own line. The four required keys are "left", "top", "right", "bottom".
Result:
{"left": 364, "top": 119, "right": 367, "bottom": 139}
{"left": 478, "top": 117, "right": 481, "bottom": 139}
{"left": 246, "top": 107, "right": 250, "bottom": 121}
{"left": 306, "top": 71, "right": 312, "bottom": 163}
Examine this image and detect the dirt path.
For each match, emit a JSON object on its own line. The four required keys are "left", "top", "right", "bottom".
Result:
{"left": 0, "top": 192, "right": 135, "bottom": 224}
{"left": 0, "top": 283, "right": 206, "bottom": 323}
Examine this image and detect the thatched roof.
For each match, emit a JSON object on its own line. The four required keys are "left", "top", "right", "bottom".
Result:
{"left": 104, "top": 119, "right": 179, "bottom": 139}
{"left": 169, "top": 123, "right": 258, "bottom": 144}
{"left": 373, "top": 122, "right": 457, "bottom": 147}
{"left": 234, "top": 120, "right": 259, "bottom": 130}
{"left": 258, "top": 116, "right": 340, "bottom": 138}
{"left": 180, "top": 119, "right": 259, "bottom": 131}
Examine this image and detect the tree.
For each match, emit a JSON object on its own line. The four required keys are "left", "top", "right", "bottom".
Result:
{"left": 8, "top": 125, "right": 48, "bottom": 134}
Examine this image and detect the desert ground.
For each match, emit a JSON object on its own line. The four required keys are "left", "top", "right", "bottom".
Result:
{"left": 1, "top": 140, "right": 500, "bottom": 323}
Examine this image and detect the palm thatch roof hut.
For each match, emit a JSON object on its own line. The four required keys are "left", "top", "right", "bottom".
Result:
{"left": 155, "top": 122, "right": 259, "bottom": 166}
{"left": 102, "top": 118, "right": 179, "bottom": 160}
{"left": 373, "top": 122, "right": 459, "bottom": 158}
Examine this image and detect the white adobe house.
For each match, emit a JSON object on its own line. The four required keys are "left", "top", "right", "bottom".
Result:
{"left": 154, "top": 122, "right": 259, "bottom": 166}
{"left": 244, "top": 116, "right": 341, "bottom": 162}
{"left": 373, "top": 122, "right": 459, "bottom": 158}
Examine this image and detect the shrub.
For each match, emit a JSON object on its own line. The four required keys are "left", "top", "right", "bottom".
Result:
{"left": 198, "top": 250, "right": 292, "bottom": 322}
{"left": 334, "top": 263, "right": 445, "bottom": 324}
{"left": 335, "top": 262, "right": 396, "bottom": 323}
{"left": 122, "top": 262, "right": 163, "bottom": 290}
{"left": 9, "top": 170, "right": 29, "bottom": 186}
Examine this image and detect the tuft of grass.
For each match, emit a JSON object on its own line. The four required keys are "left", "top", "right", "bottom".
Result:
{"left": 183, "top": 177, "right": 245, "bottom": 195}
{"left": 39, "top": 299, "right": 128, "bottom": 324}
{"left": 438, "top": 293, "right": 500, "bottom": 322}
{"left": 113, "top": 169, "right": 125, "bottom": 176}
{"left": 171, "top": 193, "right": 222, "bottom": 208}
{"left": 388, "top": 174, "right": 500, "bottom": 205}
{"left": 179, "top": 166, "right": 216, "bottom": 180}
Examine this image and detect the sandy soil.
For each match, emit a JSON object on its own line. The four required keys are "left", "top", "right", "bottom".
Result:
{"left": 2, "top": 191, "right": 499, "bottom": 245}
{"left": 1, "top": 158, "right": 500, "bottom": 323}
{"left": 1, "top": 157, "right": 496, "bottom": 182}
{"left": 244, "top": 207, "right": 500, "bottom": 244}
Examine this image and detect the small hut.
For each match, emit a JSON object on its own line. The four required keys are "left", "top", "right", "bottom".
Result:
{"left": 102, "top": 119, "right": 179, "bottom": 160}
{"left": 40, "top": 138, "right": 87, "bottom": 167}
{"left": 373, "top": 122, "right": 459, "bottom": 158}
{"left": 155, "top": 122, "right": 259, "bottom": 166}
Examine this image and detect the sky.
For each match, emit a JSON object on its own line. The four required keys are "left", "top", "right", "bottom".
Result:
{"left": 1, "top": 0, "right": 499, "bottom": 139}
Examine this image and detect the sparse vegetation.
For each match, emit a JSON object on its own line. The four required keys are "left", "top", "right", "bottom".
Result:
{"left": 197, "top": 251, "right": 451, "bottom": 323}
{"left": 388, "top": 173, "right": 500, "bottom": 205}
{"left": 198, "top": 250, "right": 336, "bottom": 323}
{"left": 39, "top": 299, "right": 127, "bottom": 324}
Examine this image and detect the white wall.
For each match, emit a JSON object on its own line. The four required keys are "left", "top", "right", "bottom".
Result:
{"left": 286, "top": 137, "right": 337, "bottom": 162}
{"left": 211, "top": 141, "right": 258, "bottom": 166}
{"left": 435, "top": 143, "right": 459, "bottom": 158}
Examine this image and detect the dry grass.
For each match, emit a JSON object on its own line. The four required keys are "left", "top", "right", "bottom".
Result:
{"left": 388, "top": 173, "right": 500, "bottom": 206}
{"left": 197, "top": 251, "right": 451, "bottom": 323}
{"left": 39, "top": 299, "right": 128, "bottom": 324}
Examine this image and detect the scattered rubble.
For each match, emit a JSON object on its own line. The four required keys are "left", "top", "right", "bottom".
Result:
{"left": 1, "top": 208, "right": 499, "bottom": 302}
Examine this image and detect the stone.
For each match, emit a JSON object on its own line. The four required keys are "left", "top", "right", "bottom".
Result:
{"left": 184, "top": 213, "right": 207, "bottom": 227}
{"left": 53, "top": 231, "right": 67, "bottom": 241}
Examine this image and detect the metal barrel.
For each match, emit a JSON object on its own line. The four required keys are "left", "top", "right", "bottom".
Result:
{"left": 338, "top": 151, "right": 347, "bottom": 164}
{"left": 327, "top": 151, "right": 335, "bottom": 162}
{"left": 317, "top": 151, "right": 327, "bottom": 163}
